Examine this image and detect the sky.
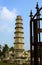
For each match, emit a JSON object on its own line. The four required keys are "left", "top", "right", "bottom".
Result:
{"left": 0, "top": 0, "right": 42, "bottom": 50}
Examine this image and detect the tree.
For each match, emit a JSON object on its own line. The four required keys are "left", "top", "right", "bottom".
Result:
{"left": 0, "top": 45, "right": 3, "bottom": 58}
{"left": 9, "top": 47, "right": 14, "bottom": 52}
{"left": 0, "top": 45, "right": 1, "bottom": 50}
{"left": 0, "top": 50, "right": 2, "bottom": 58}
{"left": 2, "top": 44, "right": 9, "bottom": 57}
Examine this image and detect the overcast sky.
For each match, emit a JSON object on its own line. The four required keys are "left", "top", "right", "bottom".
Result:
{"left": 0, "top": 0, "right": 42, "bottom": 50}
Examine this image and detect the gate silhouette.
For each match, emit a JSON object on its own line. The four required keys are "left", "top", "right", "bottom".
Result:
{"left": 30, "top": 2, "right": 42, "bottom": 65}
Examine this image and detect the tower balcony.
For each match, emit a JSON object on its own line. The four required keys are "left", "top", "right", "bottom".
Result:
{"left": 14, "top": 37, "right": 24, "bottom": 39}
{"left": 15, "top": 27, "right": 23, "bottom": 29}
{"left": 14, "top": 31, "right": 24, "bottom": 34}
{"left": 14, "top": 46, "right": 24, "bottom": 50}
{"left": 14, "top": 38, "right": 24, "bottom": 43}
{"left": 15, "top": 33, "right": 23, "bottom": 36}
{"left": 14, "top": 42, "right": 24, "bottom": 44}
{"left": 14, "top": 49, "right": 24, "bottom": 52}
{"left": 15, "top": 28, "right": 23, "bottom": 32}
{"left": 15, "top": 23, "right": 23, "bottom": 25}
{"left": 15, "top": 35, "right": 24, "bottom": 37}
{"left": 15, "top": 23, "right": 23, "bottom": 27}
{"left": 16, "top": 24, "right": 23, "bottom": 28}
{"left": 14, "top": 49, "right": 24, "bottom": 54}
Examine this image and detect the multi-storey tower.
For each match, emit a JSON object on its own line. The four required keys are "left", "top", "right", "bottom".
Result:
{"left": 14, "top": 15, "right": 24, "bottom": 63}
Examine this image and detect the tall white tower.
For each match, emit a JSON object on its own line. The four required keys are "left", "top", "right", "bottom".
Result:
{"left": 14, "top": 15, "right": 24, "bottom": 63}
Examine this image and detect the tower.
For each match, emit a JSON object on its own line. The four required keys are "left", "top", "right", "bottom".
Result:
{"left": 14, "top": 15, "right": 24, "bottom": 64}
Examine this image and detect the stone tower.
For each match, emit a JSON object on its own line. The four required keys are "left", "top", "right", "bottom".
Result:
{"left": 14, "top": 15, "right": 24, "bottom": 63}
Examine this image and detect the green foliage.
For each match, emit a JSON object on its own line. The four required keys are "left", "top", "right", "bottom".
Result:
{"left": 0, "top": 50, "right": 1, "bottom": 56}
{"left": 22, "top": 63, "right": 28, "bottom": 65}
{"left": 0, "top": 44, "right": 14, "bottom": 59}
{"left": 2, "top": 44, "right": 9, "bottom": 57}
{"left": 2, "top": 44, "right": 9, "bottom": 53}
{"left": 0, "top": 62, "right": 20, "bottom": 65}
{"left": 0, "top": 45, "right": 3, "bottom": 57}
{"left": 9, "top": 47, "right": 14, "bottom": 52}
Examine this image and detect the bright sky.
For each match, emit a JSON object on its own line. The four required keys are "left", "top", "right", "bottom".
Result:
{"left": 0, "top": 0, "right": 42, "bottom": 50}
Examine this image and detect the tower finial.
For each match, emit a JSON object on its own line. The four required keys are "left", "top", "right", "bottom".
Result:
{"left": 30, "top": 10, "right": 33, "bottom": 18}
{"left": 36, "top": 2, "right": 39, "bottom": 9}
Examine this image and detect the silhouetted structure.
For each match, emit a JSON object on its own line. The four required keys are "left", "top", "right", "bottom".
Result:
{"left": 30, "top": 2, "right": 42, "bottom": 65}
